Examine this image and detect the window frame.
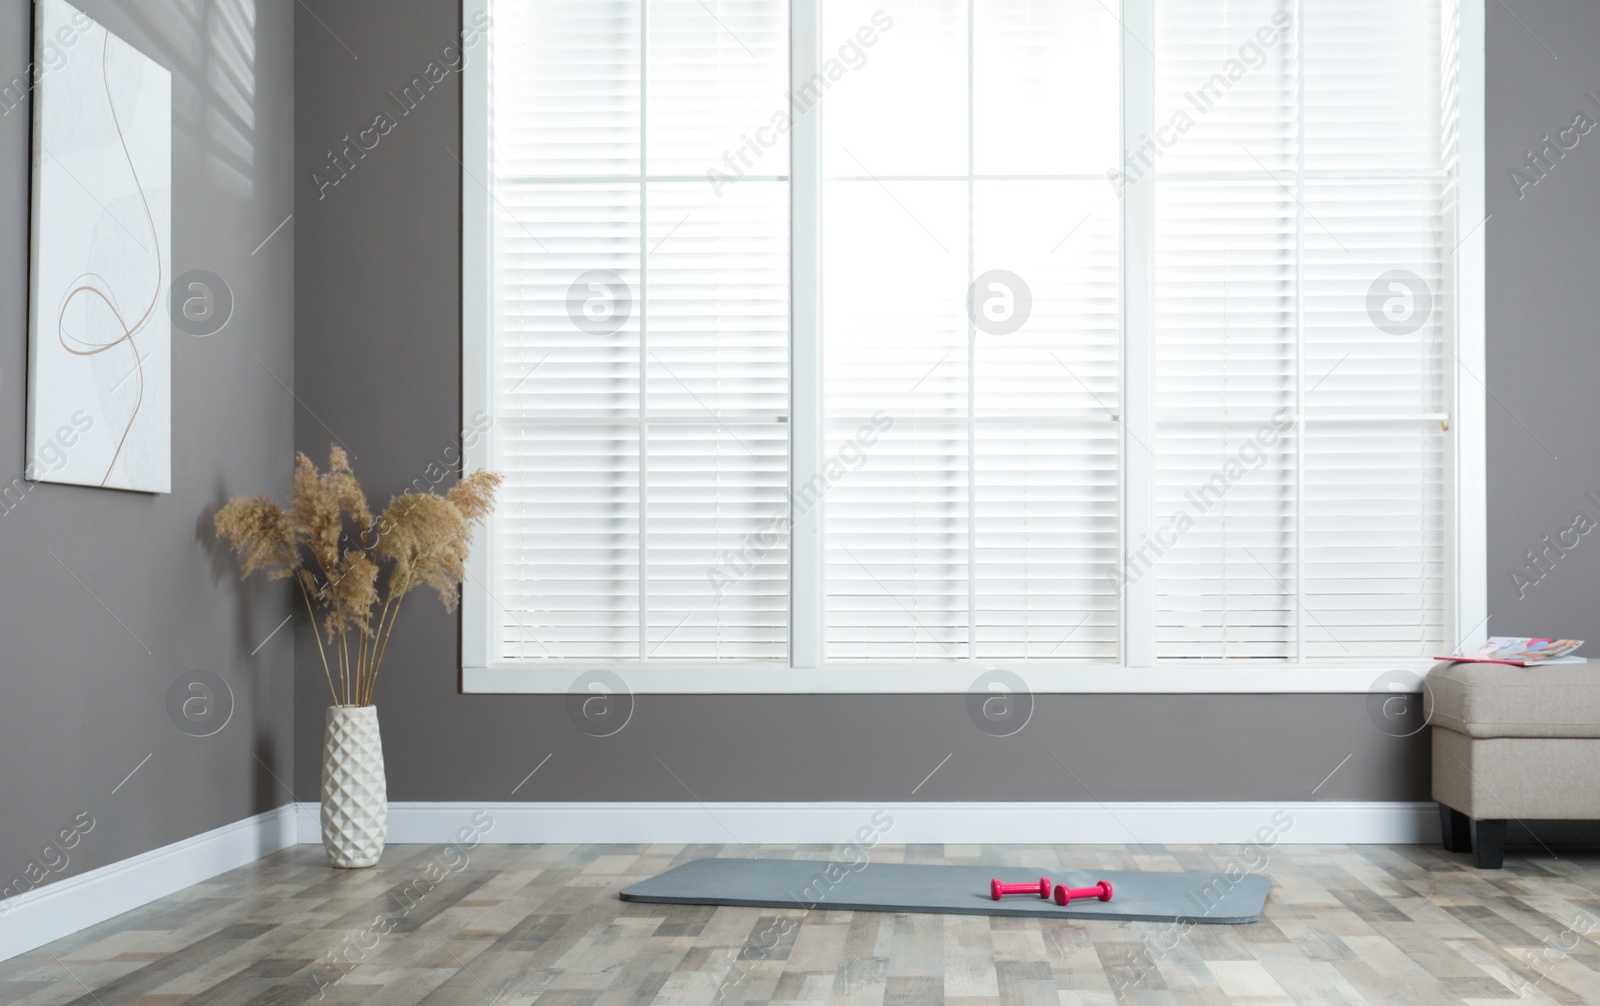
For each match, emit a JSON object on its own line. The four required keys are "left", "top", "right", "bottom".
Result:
{"left": 460, "top": 0, "right": 1486, "bottom": 694}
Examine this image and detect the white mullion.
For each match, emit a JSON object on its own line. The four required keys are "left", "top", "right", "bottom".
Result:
{"left": 790, "top": 0, "right": 824, "bottom": 668}
{"left": 1454, "top": 0, "right": 1487, "bottom": 651}
{"left": 1121, "top": 0, "right": 1157, "bottom": 668}
{"left": 965, "top": 0, "right": 977, "bottom": 663}
{"left": 638, "top": 0, "right": 650, "bottom": 662}
{"left": 461, "top": 0, "right": 493, "bottom": 673}
{"left": 1292, "top": 0, "right": 1306, "bottom": 661}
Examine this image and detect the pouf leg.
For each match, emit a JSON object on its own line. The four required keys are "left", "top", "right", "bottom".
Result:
{"left": 1438, "top": 804, "right": 1471, "bottom": 854}
{"left": 1471, "top": 819, "right": 1506, "bottom": 869}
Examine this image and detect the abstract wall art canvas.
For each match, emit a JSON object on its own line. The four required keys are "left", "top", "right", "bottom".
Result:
{"left": 28, "top": 0, "right": 171, "bottom": 493}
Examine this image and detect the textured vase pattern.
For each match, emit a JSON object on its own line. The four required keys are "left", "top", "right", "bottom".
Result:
{"left": 321, "top": 705, "right": 388, "bottom": 868}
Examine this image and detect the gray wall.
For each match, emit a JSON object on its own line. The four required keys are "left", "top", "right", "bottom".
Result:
{"left": 291, "top": 0, "right": 1587, "bottom": 807}
{"left": 0, "top": 0, "right": 296, "bottom": 893}
{"left": 1484, "top": 0, "right": 1600, "bottom": 632}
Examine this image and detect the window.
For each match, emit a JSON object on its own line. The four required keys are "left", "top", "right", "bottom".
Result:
{"left": 462, "top": 0, "right": 1485, "bottom": 690}
{"left": 472, "top": 1, "right": 791, "bottom": 664}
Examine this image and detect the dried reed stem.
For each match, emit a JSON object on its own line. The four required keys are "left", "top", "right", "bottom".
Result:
{"left": 215, "top": 447, "right": 501, "bottom": 707}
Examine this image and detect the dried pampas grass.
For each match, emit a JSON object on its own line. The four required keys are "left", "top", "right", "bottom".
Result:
{"left": 215, "top": 447, "right": 501, "bottom": 706}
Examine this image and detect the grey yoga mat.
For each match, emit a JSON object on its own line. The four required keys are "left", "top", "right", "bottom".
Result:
{"left": 619, "top": 858, "right": 1270, "bottom": 924}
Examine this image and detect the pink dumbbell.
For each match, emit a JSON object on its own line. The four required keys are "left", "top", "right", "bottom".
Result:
{"left": 1054, "top": 880, "right": 1114, "bottom": 905}
{"left": 990, "top": 876, "right": 1053, "bottom": 901}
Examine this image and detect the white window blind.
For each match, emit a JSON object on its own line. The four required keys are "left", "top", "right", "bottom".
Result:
{"left": 487, "top": 0, "right": 791, "bottom": 663}
{"left": 1150, "top": 0, "right": 1449, "bottom": 660}
{"left": 472, "top": 0, "right": 1464, "bottom": 674}
{"left": 820, "top": 0, "right": 1123, "bottom": 662}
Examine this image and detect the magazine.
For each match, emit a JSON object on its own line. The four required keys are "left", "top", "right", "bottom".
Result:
{"left": 1437, "top": 636, "right": 1586, "bottom": 666}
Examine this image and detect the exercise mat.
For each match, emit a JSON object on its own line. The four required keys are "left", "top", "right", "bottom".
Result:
{"left": 620, "top": 858, "right": 1270, "bottom": 924}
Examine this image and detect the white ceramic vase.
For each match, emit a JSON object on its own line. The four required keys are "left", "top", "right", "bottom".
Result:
{"left": 321, "top": 705, "right": 388, "bottom": 868}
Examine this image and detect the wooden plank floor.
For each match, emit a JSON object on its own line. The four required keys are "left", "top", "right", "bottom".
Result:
{"left": 3, "top": 842, "right": 1599, "bottom": 1005}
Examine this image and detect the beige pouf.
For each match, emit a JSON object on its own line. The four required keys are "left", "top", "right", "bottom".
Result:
{"left": 1426, "top": 660, "right": 1600, "bottom": 867}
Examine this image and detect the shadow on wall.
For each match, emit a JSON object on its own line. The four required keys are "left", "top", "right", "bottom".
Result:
{"left": 58, "top": 0, "right": 259, "bottom": 196}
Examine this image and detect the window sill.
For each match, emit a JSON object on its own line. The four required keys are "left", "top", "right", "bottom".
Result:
{"left": 461, "top": 661, "right": 1438, "bottom": 695}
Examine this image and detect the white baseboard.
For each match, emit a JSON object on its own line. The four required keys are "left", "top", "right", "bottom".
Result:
{"left": 296, "top": 801, "right": 1441, "bottom": 847}
{"left": 0, "top": 805, "right": 299, "bottom": 963}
